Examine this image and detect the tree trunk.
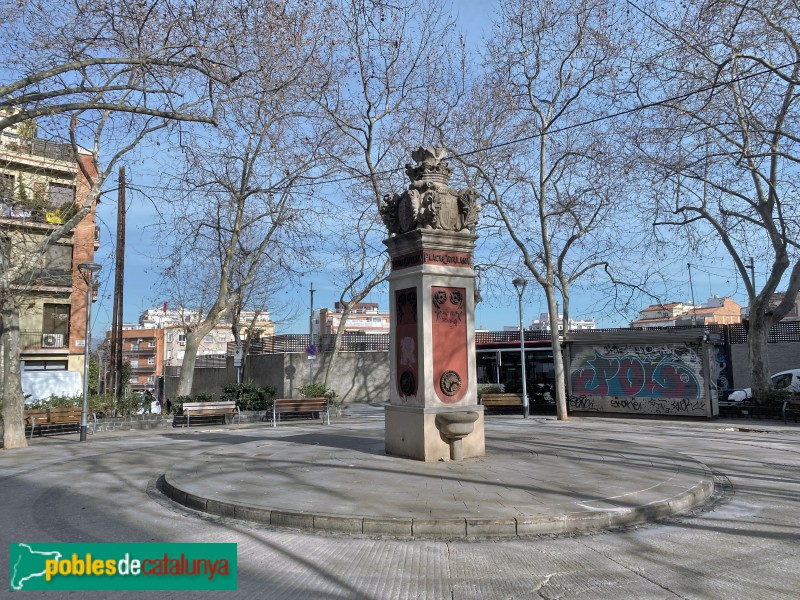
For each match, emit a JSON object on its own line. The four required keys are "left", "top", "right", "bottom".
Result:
{"left": 323, "top": 304, "right": 357, "bottom": 388}
{"left": 1, "top": 297, "right": 27, "bottom": 449}
{"left": 545, "top": 287, "right": 568, "bottom": 421}
{"left": 747, "top": 310, "right": 772, "bottom": 404}
{"left": 176, "top": 321, "right": 217, "bottom": 397}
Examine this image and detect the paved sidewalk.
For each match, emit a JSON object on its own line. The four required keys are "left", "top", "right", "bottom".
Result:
{"left": 3, "top": 407, "right": 799, "bottom": 599}
{"left": 162, "top": 411, "right": 714, "bottom": 538}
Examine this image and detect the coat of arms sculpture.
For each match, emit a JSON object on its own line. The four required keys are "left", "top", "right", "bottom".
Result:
{"left": 381, "top": 146, "right": 480, "bottom": 235}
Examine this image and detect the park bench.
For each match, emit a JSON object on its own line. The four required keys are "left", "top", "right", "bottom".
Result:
{"left": 480, "top": 393, "right": 523, "bottom": 408}
{"left": 24, "top": 407, "right": 95, "bottom": 439}
{"left": 174, "top": 401, "right": 241, "bottom": 428}
{"left": 782, "top": 398, "right": 800, "bottom": 424}
{"left": 272, "top": 397, "right": 329, "bottom": 427}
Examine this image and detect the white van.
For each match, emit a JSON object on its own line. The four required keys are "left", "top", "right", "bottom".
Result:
{"left": 724, "top": 369, "right": 800, "bottom": 404}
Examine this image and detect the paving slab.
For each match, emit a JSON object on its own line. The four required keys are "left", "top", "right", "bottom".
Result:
{"left": 163, "top": 422, "right": 714, "bottom": 538}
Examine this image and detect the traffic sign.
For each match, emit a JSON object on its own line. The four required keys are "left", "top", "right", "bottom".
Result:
{"left": 306, "top": 344, "right": 318, "bottom": 356}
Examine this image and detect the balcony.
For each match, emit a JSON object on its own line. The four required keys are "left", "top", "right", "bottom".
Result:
{"left": 1, "top": 134, "right": 75, "bottom": 162}
{"left": 20, "top": 330, "right": 68, "bottom": 350}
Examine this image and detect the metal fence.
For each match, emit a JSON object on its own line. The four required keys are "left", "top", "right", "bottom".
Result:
{"left": 20, "top": 329, "right": 67, "bottom": 349}
{"left": 239, "top": 333, "right": 390, "bottom": 355}
{"left": 728, "top": 321, "right": 800, "bottom": 344}
{"left": 215, "top": 322, "right": 800, "bottom": 357}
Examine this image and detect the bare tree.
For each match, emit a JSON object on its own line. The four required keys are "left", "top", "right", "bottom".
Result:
{"left": 630, "top": 0, "right": 800, "bottom": 400}
{"left": 457, "top": 0, "right": 634, "bottom": 420}
{"left": 158, "top": 24, "right": 334, "bottom": 396}
{"left": 312, "top": 0, "right": 465, "bottom": 385}
{"left": 0, "top": 0, "right": 266, "bottom": 449}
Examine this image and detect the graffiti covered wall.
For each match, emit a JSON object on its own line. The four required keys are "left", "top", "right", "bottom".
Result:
{"left": 569, "top": 341, "right": 714, "bottom": 417}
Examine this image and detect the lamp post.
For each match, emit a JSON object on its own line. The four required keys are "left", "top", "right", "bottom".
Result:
{"left": 78, "top": 262, "right": 101, "bottom": 441}
{"left": 512, "top": 277, "right": 529, "bottom": 418}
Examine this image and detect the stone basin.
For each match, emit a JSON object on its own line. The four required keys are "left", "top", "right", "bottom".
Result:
{"left": 435, "top": 411, "right": 480, "bottom": 460}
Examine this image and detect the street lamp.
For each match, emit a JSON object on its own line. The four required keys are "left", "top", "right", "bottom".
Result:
{"left": 78, "top": 262, "right": 101, "bottom": 442}
{"left": 512, "top": 277, "right": 529, "bottom": 418}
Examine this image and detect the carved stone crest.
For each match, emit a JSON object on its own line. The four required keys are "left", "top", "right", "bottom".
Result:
{"left": 381, "top": 146, "right": 480, "bottom": 235}
{"left": 440, "top": 370, "right": 462, "bottom": 396}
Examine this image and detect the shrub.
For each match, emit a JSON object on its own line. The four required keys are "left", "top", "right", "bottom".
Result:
{"left": 752, "top": 387, "right": 791, "bottom": 407}
{"left": 172, "top": 393, "right": 215, "bottom": 415}
{"left": 220, "top": 382, "right": 276, "bottom": 411}
{"left": 298, "top": 383, "right": 341, "bottom": 413}
{"left": 477, "top": 385, "right": 502, "bottom": 400}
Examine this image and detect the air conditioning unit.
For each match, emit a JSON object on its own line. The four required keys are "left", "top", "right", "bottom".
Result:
{"left": 41, "top": 333, "right": 64, "bottom": 348}
{"left": 179, "top": 340, "right": 186, "bottom": 346}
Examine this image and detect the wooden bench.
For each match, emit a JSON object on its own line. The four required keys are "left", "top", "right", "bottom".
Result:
{"left": 273, "top": 397, "right": 329, "bottom": 427}
{"left": 175, "top": 401, "right": 241, "bottom": 427}
{"left": 480, "top": 393, "right": 524, "bottom": 408}
{"left": 24, "top": 407, "right": 95, "bottom": 439}
{"left": 782, "top": 398, "right": 800, "bottom": 424}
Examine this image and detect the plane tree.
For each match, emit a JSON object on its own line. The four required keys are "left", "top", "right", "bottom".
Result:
{"left": 629, "top": 0, "right": 800, "bottom": 400}
{"left": 0, "top": 0, "right": 254, "bottom": 449}
{"left": 454, "top": 0, "right": 636, "bottom": 420}
{"left": 310, "top": 0, "right": 465, "bottom": 385}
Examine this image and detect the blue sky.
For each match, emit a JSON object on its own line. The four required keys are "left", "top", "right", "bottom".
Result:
{"left": 88, "top": 0, "right": 758, "bottom": 339}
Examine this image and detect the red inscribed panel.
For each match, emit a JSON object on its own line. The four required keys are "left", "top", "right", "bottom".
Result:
{"left": 431, "top": 286, "right": 468, "bottom": 404}
{"left": 395, "top": 288, "right": 419, "bottom": 397}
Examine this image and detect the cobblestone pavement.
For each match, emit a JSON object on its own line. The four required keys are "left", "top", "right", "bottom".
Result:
{"left": 2, "top": 407, "right": 799, "bottom": 599}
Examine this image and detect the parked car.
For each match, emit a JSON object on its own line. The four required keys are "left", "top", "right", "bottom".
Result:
{"left": 722, "top": 369, "right": 800, "bottom": 405}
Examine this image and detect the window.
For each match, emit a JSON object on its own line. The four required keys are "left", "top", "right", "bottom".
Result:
{"left": 131, "top": 343, "right": 139, "bottom": 351}
{"left": 148, "top": 341, "right": 155, "bottom": 347}
{"left": 178, "top": 334, "right": 186, "bottom": 342}
{"left": 772, "top": 373, "right": 793, "bottom": 389}
{"left": 167, "top": 333, "right": 173, "bottom": 342}
{"left": 204, "top": 335, "right": 213, "bottom": 342}
{"left": 38, "top": 244, "right": 72, "bottom": 285}
{"left": 130, "top": 360, "right": 139, "bottom": 368}
{"left": 22, "top": 360, "right": 68, "bottom": 371}
{"left": 42, "top": 303, "right": 69, "bottom": 335}
{"left": 1, "top": 174, "right": 13, "bottom": 200}
{"left": 167, "top": 350, "right": 172, "bottom": 359}
{"left": 48, "top": 183, "right": 75, "bottom": 207}
{"left": 147, "top": 376, "right": 154, "bottom": 383}
{"left": 147, "top": 357, "right": 155, "bottom": 365}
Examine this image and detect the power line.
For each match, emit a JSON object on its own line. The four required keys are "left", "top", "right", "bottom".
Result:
{"left": 162, "top": 59, "right": 798, "bottom": 193}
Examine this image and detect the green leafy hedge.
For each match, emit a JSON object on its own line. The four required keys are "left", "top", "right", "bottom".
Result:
{"left": 220, "top": 383, "right": 276, "bottom": 412}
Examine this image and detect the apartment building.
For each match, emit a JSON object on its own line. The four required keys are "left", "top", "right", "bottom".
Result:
{"left": 630, "top": 297, "right": 742, "bottom": 328}
{"left": 313, "top": 302, "right": 390, "bottom": 337}
{"left": 2, "top": 120, "right": 100, "bottom": 389}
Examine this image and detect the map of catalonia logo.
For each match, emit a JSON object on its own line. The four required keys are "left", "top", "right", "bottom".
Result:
{"left": 9, "top": 543, "right": 237, "bottom": 591}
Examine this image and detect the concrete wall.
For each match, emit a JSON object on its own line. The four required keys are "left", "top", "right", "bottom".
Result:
{"left": 729, "top": 343, "right": 800, "bottom": 388}
{"left": 165, "top": 351, "right": 391, "bottom": 404}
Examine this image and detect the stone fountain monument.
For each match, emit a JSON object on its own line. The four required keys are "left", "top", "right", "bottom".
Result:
{"left": 381, "top": 147, "right": 485, "bottom": 461}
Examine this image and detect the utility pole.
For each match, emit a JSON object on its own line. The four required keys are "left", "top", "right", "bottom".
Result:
{"left": 111, "top": 166, "right": 126, "bottom": 400}
{"left": 687, "top": 263, "right": 697, "bottom": 326}
{"left": 308, "top": 283, "right": 315, "bottom": 384}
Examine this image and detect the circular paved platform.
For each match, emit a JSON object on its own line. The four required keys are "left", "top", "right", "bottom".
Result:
{"left": 162, "top": 423, "right": 714, "bottom": 538}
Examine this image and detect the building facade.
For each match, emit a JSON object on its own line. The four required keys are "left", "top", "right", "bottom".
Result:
{"left": 630, "top": 297, "right": 742, "bottom": 328}
{"left": 2, "top": 120, "right": 99, "bottom": 387}
{"left": 313, "top": 302, "right": 390, "bottom": 337}
{"left": 530, "top": 312, "right": 597, "bottom": 332}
